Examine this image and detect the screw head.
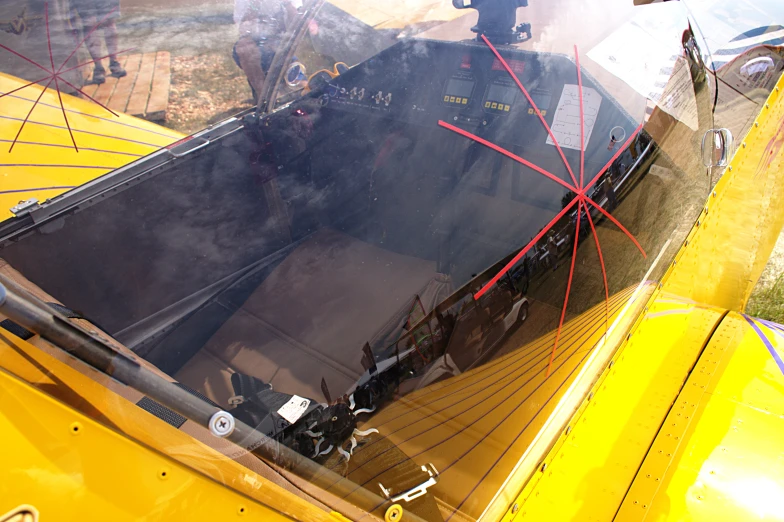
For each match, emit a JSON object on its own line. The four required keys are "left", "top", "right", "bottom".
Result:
{"left": 512, "top": 503, "right": 520, "bottom": 514}
{"left": 385, "top": 504, "right": 403, "bottom": 522}
{"left": 209, "top": 411, "right": 236, "bottom": 438}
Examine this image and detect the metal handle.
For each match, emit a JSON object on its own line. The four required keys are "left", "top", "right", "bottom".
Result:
{"left": 167, "top": 137, "right": 210, "bottom": 158}
{"left": 702, "top": 128, "right": 733, "bottom": 168}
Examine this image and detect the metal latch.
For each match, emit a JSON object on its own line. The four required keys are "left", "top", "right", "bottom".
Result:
{"left": 10, "top": 198, "right": 40, "bottom": 216}
{"left": 379, "top": 463, "right": 439, "bottom": 503}
{"left": 702, "top": 128, "right": 733, "bottom": 169}
{"left": 702, "top": 128, "right": 733, "bottom": 186}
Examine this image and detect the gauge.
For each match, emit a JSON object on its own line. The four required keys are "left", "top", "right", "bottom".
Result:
{"left": 442, "top": 76, "right": 475, "bottom": 106}
{"left": 483, "top": 81, "right": 517, "bottom": 113}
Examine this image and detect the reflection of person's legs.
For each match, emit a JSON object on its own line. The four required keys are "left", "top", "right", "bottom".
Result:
{"left": 80, "top": 14, "right": 107, "bottom": 83}
{"left": 102, "top": 19, "right": 126, "bottom": 78}
{"left": 80, "top": 1, "right": 126, "bottom": 84}
{"left": 235, "top": 36, "right": 266, "bottom": 102}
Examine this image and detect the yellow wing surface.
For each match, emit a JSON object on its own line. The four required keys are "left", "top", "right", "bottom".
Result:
{"left": 0, "top": 72, "right": 182, "bottom": 221}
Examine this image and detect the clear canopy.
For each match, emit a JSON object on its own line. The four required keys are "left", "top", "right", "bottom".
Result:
{"left": 1, "top": 0, "right": 783, "bottom": 520}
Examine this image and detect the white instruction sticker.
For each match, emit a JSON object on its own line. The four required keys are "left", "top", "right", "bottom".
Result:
{"left": 277, "top": 395, "right": 311, "bottom": 425}
{"left": 547, "top": 84, "right": 603, "bottom": 151}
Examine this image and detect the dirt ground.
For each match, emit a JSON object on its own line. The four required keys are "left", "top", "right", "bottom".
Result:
{"left": 112, "top": 4, "right": 254, "bottom": 133}
{"left": 167, "top": 53, "right": 254, "bottom": 133}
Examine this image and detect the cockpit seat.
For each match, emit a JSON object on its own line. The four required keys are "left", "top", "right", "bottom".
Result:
{"left": 174, "top": 228, "right": 448, "bottom": 406}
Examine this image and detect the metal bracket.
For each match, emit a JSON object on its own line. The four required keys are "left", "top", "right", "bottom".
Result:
{"left": 10, "top": 198, "right": 40, "bottom": 216}
{"left": 379, "top": 463, "right": 439, "bottom": 503}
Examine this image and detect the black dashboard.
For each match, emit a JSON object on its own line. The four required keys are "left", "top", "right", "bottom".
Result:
{"left": 285, "top": 38, "right": 638, "bottom": 179}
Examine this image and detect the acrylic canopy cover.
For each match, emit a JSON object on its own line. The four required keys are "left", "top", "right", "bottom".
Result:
{"left": 0, "top": 0, "right": 783, "bottom": 521}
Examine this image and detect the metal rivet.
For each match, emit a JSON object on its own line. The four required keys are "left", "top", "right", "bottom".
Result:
{"left": 541, "top": 463, "right": 547, "bottom": 472}
{"left": 742, "top": 142, "right": 747, "bottom": 148}
{"left": 609, "top": 360, "right": 615, "bottom": 368}
{"left": 712, "top": 191, "right": 716, "bottom": 198}
{"left": 755, "top": 122, "right": 759, "bottom": 127}
{"left": 209, "top": 411, "right": 236, "bottom": 438}
{"left": 766, "top": 103, "right": 770, "bottom": 108}
{"left": 729, "top": 166, "right": 733, "bottom": 171}
{"left": 565, "top": 426, "right": 572, "bottom": 435}
{"left": 588, "top": 392, "right": 594, "bottom": 400}
{"left": 697, "top": 220, "right": 701, "bottom": 226}
{"left": 512, "top": 504, "right": 520, "bottom": 514}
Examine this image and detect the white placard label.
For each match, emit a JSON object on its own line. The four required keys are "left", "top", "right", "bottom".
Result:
{"left": 547, "top": 85, "right": 603, "bottom": 151}
{"left": 277, "top": 395, "right": 311, "bottom": 424}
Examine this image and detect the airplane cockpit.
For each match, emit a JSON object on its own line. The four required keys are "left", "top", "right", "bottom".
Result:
{"left": 1, "top": 0, "right": 782, "bottom": 520}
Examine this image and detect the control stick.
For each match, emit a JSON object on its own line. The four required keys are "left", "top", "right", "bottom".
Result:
{"left": 453, "top": 0, "right": 532, "bottom": 45}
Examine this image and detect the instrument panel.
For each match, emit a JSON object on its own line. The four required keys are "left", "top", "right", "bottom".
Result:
{"left": 287, "top": 39, "right": 638, "bottom": 176}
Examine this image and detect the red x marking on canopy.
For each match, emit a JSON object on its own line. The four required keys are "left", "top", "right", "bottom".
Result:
{"left": 0, "top": 2, "right": 134, "bottom": 152}
{"left": 439, "top": 36, "right": 646, "bottom": 376}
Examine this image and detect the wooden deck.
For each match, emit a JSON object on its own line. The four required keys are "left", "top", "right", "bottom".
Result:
{"left": 81, "top": 52, "right": 171, "bottom": 122}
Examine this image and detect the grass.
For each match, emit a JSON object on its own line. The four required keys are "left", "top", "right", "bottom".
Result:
{"left": 747, "top": 274, "right": 784, "bottom": 324}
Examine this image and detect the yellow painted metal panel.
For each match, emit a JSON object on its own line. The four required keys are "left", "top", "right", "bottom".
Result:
{"left": 661, "top": 78, "right": 784, "bottom": 313}
{"left": 0, "top": 72, "right": 183, "bottom": 221}
{"left": 0, "top": 365, "right": 293, "bottom": 522}
{"left": 507, "top": 296, "right": 725, "bottom": 521}
{"left": 327, "top": 0, "right": 466, "bottom": 29}
{"left": 617, "top": 313, "right": 784, "bottom": 522}
{"left": 0, "top": 331, "right": 353, "bottom": 522}
{"left": 506, "top": 72, "right": 784, "bottom": 522}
